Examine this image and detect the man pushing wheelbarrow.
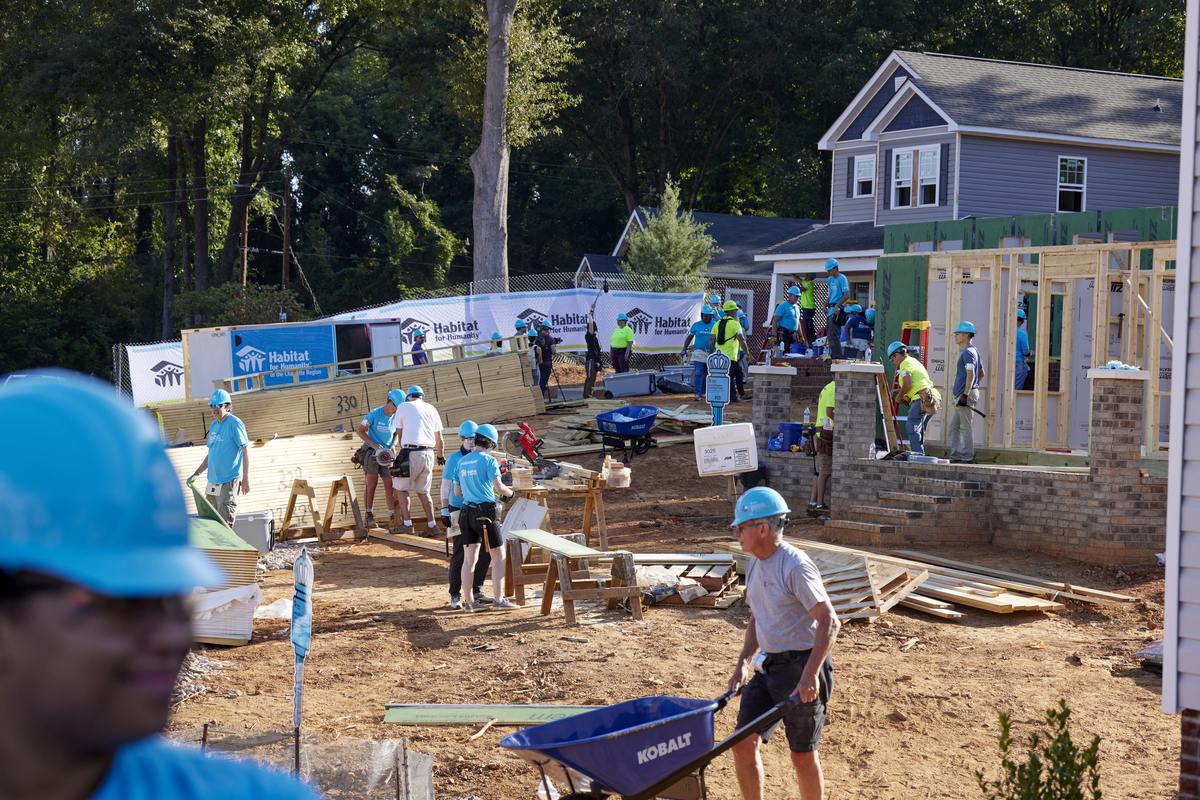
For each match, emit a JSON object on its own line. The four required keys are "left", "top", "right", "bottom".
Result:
{"left": 502, "top": 487, "right": 841, "bottom": 799}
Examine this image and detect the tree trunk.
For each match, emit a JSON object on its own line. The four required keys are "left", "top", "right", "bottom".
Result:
{"left": 184, "top": 116, "right": 210, "bottom": 291}
{"left": 163, "top": 136, "right": 178, "bottom": 339}
{"left": 617, "top": 92, "right": 640, "bottom": 213}
{"left": 217, "top": 110, "right": 259, "bottom": 286}
{"left": 468, "top": 0, "right": 519, "bottom": 293}
{"left": 178, "top": 159, "right": 192, "bottom": 292}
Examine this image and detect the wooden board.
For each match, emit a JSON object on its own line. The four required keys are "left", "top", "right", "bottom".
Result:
{"left": 383, "top": 704, "right": 600, "bottom": 726}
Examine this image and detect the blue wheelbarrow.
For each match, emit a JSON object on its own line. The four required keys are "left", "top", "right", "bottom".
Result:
{"left": 501, "top": 689, "right": 800, "bottom": 799}
{"left": 569, "top": 405, "right": 660, "bottom": 463}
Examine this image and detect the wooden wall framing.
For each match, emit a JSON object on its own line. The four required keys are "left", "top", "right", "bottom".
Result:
{"left": 928, "top": 241, "right": 1174, "bottom": 453}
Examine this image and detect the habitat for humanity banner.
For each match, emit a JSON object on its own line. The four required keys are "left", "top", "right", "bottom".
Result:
{"left": 327, "top": 288, "right": 706, "bottom": 358}
{"left": 230, "top": 325, "right": 336, "bottom": 388}
{"left": 125, "top": 342, "right": 186, "bottom": 405}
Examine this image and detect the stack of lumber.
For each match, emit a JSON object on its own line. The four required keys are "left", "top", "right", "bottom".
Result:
{"left": 538, "top": 461, "right": 607, "bottom": 491}
{"left": 538, "top": 400, "right": 745, "bottom": 459}
{"left": 714, "top": 538, "right": 1134, "bottom": 620}
{"left": 609, "top": 553, "right": 743, "bottom": 608}
{"left": 153, "top": 353, "right": 542, "bottom": 445}
{"left": 166, "top": 432, "right": 450, "bottom": 534}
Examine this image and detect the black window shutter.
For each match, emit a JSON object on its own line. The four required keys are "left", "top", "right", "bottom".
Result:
{"left": 939, "top": 143, "right": 950, "bottom": 206}
{"left": 882, "top": 149, "right": 892, "bottom": 210}
{"left": 846, "top": 157, "right": 854, "bottom": 198}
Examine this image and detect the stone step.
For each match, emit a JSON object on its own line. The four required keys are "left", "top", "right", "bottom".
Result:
{"left": 903, "top": 475, "right": 988, "bottom": 496}
{"left": 844, "top": 505, "right": 930, "bottom": 524}
{"left": 878, "top": 491, "right": 954, "bottom": 510}
{"left": 822, "top": 518, "right": 901, "bottom": 536}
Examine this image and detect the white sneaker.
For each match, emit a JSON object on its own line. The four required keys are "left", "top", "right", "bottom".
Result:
{"left": 491, "top": 598, "right": 521, "bottom": 612}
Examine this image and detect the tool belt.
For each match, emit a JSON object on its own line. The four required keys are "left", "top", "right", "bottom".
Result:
{"left": 388, "top": 447, "right": 411, "bottom": 478}
{"left": 918, "top": 387, "right": 941, "bottom": 416}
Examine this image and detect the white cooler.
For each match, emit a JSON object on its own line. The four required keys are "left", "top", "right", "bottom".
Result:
{"left": 232, "top": 510, "right": 275, "bottom": 553}
{"left": 601, "top": 369, "right": 658, "bottom": 398}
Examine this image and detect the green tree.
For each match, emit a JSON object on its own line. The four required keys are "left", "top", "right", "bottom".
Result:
{"left": 977, "top": 700, "right": 1102, "bottom": 800}
{"left": 625, "top": 177, "right": 719, "bottom": 280}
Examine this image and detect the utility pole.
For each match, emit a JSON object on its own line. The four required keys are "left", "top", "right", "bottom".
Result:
{"left": 282, "top": 164, "right": 291, "bottom": 291}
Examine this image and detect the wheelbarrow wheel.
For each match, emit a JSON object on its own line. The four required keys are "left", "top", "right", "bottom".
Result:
{"left": 560, "top": 794, "right": 602, "bottom": 800}
{"left": 604, "top": 390, "right": 614, "bottom": 399}
{"left": 633, "top": 436, "right": 652, "bottom": 455}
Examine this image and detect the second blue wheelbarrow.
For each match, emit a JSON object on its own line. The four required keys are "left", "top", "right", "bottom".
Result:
{"left": 501, "top": 689, "right": 800, "bottom": 799}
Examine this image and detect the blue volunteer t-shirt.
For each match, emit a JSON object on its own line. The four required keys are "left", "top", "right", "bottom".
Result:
{"left": 844, "top": 313, "right": 873, "bottom": 343}
{"left": 455, "top": 451, "right": 501, "bottom": 504}
{"left": 773, "top": 300, "right": 800, "bottom": 332}
{"left": 954, "top": 344, "right": 983, "bottom": 396}
{"left": 688, "top": 319, "right": 716, "bottom": 358}
{"left": 205, "top": 414, "right": 249, "bottom": 485}
{"left": 1016, "top": 328, "right": 1030, "bottom": 362}
{"left": 92, "top": 736, "right": 320, "bottom": 800}
{"left": 361, "top": 405, "right": 396, "bottom": 449}
{"left": 826, "top": 273, "right": 850, "bottom": 306}
{"left": 442, "top": 446, "right": 471, "bottom": 509}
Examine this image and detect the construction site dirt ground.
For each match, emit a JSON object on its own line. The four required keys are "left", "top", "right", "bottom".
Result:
{"left": 169, "top": 394, "right": 1178, "bottom": 799}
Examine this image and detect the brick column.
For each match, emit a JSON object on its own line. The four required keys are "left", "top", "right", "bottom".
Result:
{"left": 831, "top": 362, "right": 883, "bottom": 465}
{"left": 1088, "top": 369, "right": 1149, "bottom": 483}
{"left": 749, "top": 365, "right": 797, "bottom": 454}
{"left": 1183, "top": 709, "right": 1200, "bottom": 800}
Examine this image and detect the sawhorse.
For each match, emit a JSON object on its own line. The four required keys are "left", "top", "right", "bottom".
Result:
{"left": 504, "top": 528, "right": 641, "bottom": 623}
{"left": 280, "top": 475, "right": 367, "bottom": 542}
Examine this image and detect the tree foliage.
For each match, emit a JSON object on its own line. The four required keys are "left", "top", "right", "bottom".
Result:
{"left": 976, "top": 700, "right": 1102, "bottom": 800}
{"left": 0, "top": 0, "right": 1184, "bottom": 378}
{"left": 626, "top": 178, "right": 719, "bottom": 279}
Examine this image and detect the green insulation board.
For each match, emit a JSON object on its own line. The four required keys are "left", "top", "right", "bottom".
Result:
{"left": 383, "top": 704, "right": 601, "bottom": 726}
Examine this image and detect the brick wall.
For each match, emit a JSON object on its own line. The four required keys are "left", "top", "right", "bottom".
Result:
{"left": 789, "top": 359, "right": 833, "bottom": 406}
{"left": 1182, "top": 709, "right": 1200, "bottom": 800}
{"left": 751, "top": 365, "right": 816, "bottom": 510}
{"left": 824, "top": 369, "right": 1166, "bottom": 566}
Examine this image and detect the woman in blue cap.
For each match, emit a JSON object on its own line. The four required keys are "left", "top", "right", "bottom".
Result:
{"left": 0, "top": 372, "right": 319, "bottom": 800}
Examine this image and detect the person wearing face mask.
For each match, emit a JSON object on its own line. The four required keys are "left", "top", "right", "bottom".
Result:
{"left": 441, "top": 421, "right": 492, "bottom": 610}
{"left": 0, "top": 371, "right": 320, "bottom": 800}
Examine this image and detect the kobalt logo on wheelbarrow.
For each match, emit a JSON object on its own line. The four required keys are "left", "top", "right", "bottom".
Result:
{"left": 636, "top": 731, "right": 694, "bottom": 764}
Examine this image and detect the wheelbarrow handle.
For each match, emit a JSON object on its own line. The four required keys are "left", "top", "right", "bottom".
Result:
{"left": 622, "top": 695, "right": 802, "bottom": 800}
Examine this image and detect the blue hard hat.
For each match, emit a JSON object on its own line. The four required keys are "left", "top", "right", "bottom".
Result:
{"left": 515, "top": 319, "right": 528, "bottom": 329}
{"left": 700, "top": 306, "right": 714, "bottom": 316}
{"left": 209, "top": 389, "right": 231, "bottom": 407}
{"left": 475, "top": 423, "right": 499, "bottom": 445}
{"left": 412, "top": 328, "right": 425, "bottom": 338}
{"left": 0, "top": 371, "right": 223, "bottom": 596}
{"left": 491, "top": 332, "right": 503, "bottom": 340}
{"left": 737, "top": 302, "right": 743, "bottom": 309}
{"left": 787, "top": 285, "right": 801, "bottom": 296}
{"left": 825, "top": 258, "right": 839, "bottom": 271}
{"left": 540, "top": 321, "right": 553, "bottom": 329}
{"left": 1017, "top": 308, "right": 1026, "bottom": 320}
{"left": 849, "top": 304, "right": 862, "bottom": 314}
{"left": 617, "top": 313, "right": 628, "bottom": 321}
{"left": 955, "top": 321, "right": 976, "bottom": 334}
{"left": 406, "top": 385, "right": 424, "bottom": 398}
{"left": 887, "top": 341, "right": 907, "bottom": 358}
{"left": 730, "top": 486, "right": 791, "bottom": 527}
{"left": 387, "top": 389, "right": 405, "bottom": 406}
{"left": 865, "top": 308, "right": 875, "bottom": 323}
{"left": 710, "top": 294, "right": 721, "bottom": 303}
{"left": 458, "top": 420, "right": 479, "bottom": 438}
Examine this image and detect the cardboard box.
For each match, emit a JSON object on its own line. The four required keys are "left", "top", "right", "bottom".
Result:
{"left": 694, "top": 422, "right": 758, "bottom": 476}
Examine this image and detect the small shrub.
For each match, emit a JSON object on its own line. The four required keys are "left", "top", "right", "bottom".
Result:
{"left": 976, "top": 699, "right": 1101, "bottom": 800}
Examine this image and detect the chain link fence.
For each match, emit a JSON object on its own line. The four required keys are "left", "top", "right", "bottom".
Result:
{"left": 112, "top": 272, "right": 773, "bottom": 392}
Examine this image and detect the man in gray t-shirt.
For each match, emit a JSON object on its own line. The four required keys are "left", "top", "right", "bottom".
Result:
{"left": 727, "top": 487, "right": 841, "bottom": 800}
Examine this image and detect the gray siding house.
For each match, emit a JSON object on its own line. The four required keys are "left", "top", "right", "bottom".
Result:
{"left": 756, "top": 50, "right": 1182, "bottom": 310}
{"left": 1166, "top": 0, "right": 1200, "bottom": 796}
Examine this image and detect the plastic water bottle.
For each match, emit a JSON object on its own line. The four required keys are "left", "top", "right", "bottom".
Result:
{"left": 803, "top": 407, "right": 810, "bottom": 425}
{"left": 869, "top": 443, "right": 877, "bottom": 460}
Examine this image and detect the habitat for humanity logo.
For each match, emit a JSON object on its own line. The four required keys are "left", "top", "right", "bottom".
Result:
{"left": 149, "top": 360, "right": 184, "bottom": 387}
{"left": 626, "top": 308, "right": 654, "bottom": 335}
{"left": 399, "top": 317, "right": 433, "bottom": 345}
{"left": 517, "top": 308, "right": 548, "bottom": 330}
{"left": 236, "top": 345, "right": 267, "bottom": 372}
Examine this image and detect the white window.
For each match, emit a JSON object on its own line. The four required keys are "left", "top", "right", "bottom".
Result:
{"left": 893, "top": 147, "right": 940, "bottom": 208}
{"left": 918, "top": 148, "right": 939, "bottom": 205}
{"left": 854, "top": 155, "right": 875, "bottom": 197}
{"left": 894, "top": 152, "right": 912, "bottom": 207}
{"left": 1058, "top": 157, "right": 1086, "bottom": 212}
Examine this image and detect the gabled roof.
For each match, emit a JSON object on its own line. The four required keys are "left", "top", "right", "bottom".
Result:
{"left": 821, "top": 51, "right": 1182, "bottom": 151}
{"left": 756, "top": 222, "right": 885, "bottom": 259}
{"left": 615, "top": 208, "right": 826, "bottom": 276}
